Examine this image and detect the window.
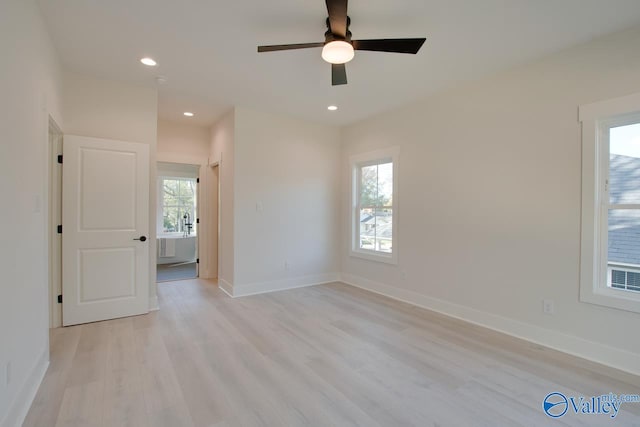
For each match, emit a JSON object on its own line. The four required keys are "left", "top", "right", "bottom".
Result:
{"left": 159, "top": 177, "right": 197, "bottom": 235}
{"left": 350, "top": 147, "right": 399, "bottom": 264}
{"left": 580, "top": 92, "right": 640, "bottom": 313}
{"left": 609, "top": 266, "right": 640, "bottom": 292}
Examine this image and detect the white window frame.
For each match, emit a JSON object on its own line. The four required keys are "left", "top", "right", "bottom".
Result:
{"left": 349, "top": 147, "right": 399, "bottom": 264}
{"left": 580, "top": 92, "right": 640, "bottom": 313}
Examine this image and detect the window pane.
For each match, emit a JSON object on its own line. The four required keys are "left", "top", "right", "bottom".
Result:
{"left": 628, "top": 271, "right": 640, "bottom": 290}
{"left": 358, "top": 162, "right": 394, "bottom": 254}
{"left": 377, "top": 162, "right": 393, "bottom": 206}
{"left": 163, "top": 206, "right": 180, "bottom": 232}
{"left": 608, "top": 209, "right": 640, "bottom": 266}
{"left": 359, "top": 208, "right": 376, "bottom": 250}
{"left": 179, "top": 197, "right": 195, "bottom": 211}
{"left": 163, "top": 179, "right": 180, "bottom": 205}
{"left": 360, "top": 165, "right": 378, "bottom": 207}
{"left": 358, "top": 208, "right": 393, "bottom": 253}
{"left": 609, "top": 123, "right": 640, "bottom": 204}
{"left": 375, "top": 208, "right": 393, "bottom": 253}
{"left": 609, "top": 269, "right": 640, "bottom": 293}
{"left": 180, "top": 179, "right": 195, "bottom": 198}
{"left": 611, "top": 269, "right": 626, "bottom": 288}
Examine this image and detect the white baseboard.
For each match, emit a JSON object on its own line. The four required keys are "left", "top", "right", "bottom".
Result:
{"left": 219, "top": 278, "right": 234, "bottom": 297}
{"left": 340, "top": 273, "right": 640, "bottom": 377}
{"left": 225, "top": 273, "right": 340, "bottom": 298}
{"left": 1, "top": 346, "right": 49, "bottom": 427}
{"left": 148, "top": 295, "right": 159, "bottom": 312}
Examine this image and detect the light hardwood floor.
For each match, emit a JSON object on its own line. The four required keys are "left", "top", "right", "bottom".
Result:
{"left": 24, "top": 279, "right": 640, "bottom": 427}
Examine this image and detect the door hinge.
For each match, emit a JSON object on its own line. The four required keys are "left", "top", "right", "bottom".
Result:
{"left": 57, "top": 154, "right": 63, "bottom": 164}
{"left": 196, "top": 218, "right": 200, "bottom": 224}
{"left": 57, "top": 294, "right": 62, "bottom": 304}
{"left": 196, "top": 178, "right": 200, "bottom": 183}
{"left": 57, "top": 225, "right": 62, "bottom": 234}
{"left": 196, "top": 258, "right": 200, "bottom": 264}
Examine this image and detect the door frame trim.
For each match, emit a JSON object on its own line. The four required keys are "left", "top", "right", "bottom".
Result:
{"left": 156, "top": 153, "right": 216, "bottom": 280}
{"left": 47, "top": 117, "right": 63, "bottom": 328}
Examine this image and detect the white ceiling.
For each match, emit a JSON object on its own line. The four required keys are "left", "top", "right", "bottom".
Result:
{"left": 38, "top": 0, "right": 640, "bottom": 127}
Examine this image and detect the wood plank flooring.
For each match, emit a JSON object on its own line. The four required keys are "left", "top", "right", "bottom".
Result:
{"left": 23, "top": 279, "right": 640, "bottom": 426}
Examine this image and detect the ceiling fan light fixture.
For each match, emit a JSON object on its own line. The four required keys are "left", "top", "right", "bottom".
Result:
{"left": 321, "top": 41, "right": 354, "bottom": 64}
{"left": 140, "top": 57, "right": 157, "bottom": 66}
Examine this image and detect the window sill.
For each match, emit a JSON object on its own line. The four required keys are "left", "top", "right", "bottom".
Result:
{"left": 580, "top": 286, "right": 640, "bottom": 314}
{"left": 349, "top": 249, "right": 397, "bottom": 265}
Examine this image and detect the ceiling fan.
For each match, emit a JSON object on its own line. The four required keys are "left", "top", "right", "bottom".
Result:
{"left": 257, "top": 0, "right": 426, "bottom": 86}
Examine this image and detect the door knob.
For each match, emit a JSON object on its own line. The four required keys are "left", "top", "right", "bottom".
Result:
{"left": 133, "top": 236, "right": 147, "bottom": 242}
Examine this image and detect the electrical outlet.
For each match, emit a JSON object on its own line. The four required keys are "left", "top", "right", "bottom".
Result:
{"left": 543, "top": 299, "right": 555, "bottom": 315}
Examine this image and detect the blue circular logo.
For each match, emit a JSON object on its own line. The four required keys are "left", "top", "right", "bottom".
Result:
{"left": 543, "top": 392, "right": 568, "bottom": 418}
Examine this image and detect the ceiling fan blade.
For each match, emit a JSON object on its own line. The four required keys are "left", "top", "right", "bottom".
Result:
{"left": 332, "top": 63, "right": 347, "bottom": 86}
{"left": 325, "top": 0, "right": 348, "bottom": 38}
{"left": 352, "top": 38, "right": 426, "bottom": 54}
{"left": 257, "top": 42, "right": 324, "bottom": 52}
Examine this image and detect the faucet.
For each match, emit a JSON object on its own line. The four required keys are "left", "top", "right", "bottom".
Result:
{"left": 183, "top": 212, "right": 192, "bottom": 237}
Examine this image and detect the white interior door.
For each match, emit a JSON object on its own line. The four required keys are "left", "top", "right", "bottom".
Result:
{"left": 62, "top": 135, "right": 149, "bottom": 326}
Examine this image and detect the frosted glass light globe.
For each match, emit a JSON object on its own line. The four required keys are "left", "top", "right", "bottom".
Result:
{"left": 321, "top": 41, "right": 355, "bottom": 64}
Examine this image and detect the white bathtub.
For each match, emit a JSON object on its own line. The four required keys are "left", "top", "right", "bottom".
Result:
{"left": 157, "top": 234, "right": 196, "bottom": 264}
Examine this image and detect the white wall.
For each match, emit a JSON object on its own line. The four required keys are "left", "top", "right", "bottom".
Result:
{"left": 232, "top": 107, "right": 341, "bottom": 295}
{"left": 157, "top": 119, "right": 210, "bottom": 161}
{"left": 340, "top": 26, "right": 640, "bottom": 375}
{"left": 63, "top": 73, "right": 159, "bottom": 308}
{"left": 0, "top": 1, "right": 63, "bottom": 426}
{"left": 63, "top": 74, "right": 157, "bottom": 145}
{"left": 209, "top": 110, "right": 235, "bottom": 289}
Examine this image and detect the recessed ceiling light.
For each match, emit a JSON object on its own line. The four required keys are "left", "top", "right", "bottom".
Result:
{"left": 140, "top": 57, "right": 157, "bottom": 66}
{"left": 183, "top": 112, "right": 194, "bottom": 117}
{"left": 327, "top": 105, "right": 338, "bottom": 111}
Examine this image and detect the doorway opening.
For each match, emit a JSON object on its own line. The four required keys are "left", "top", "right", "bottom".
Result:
{"left": 157, "top": 162, "right": 199, "bottom": 282}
